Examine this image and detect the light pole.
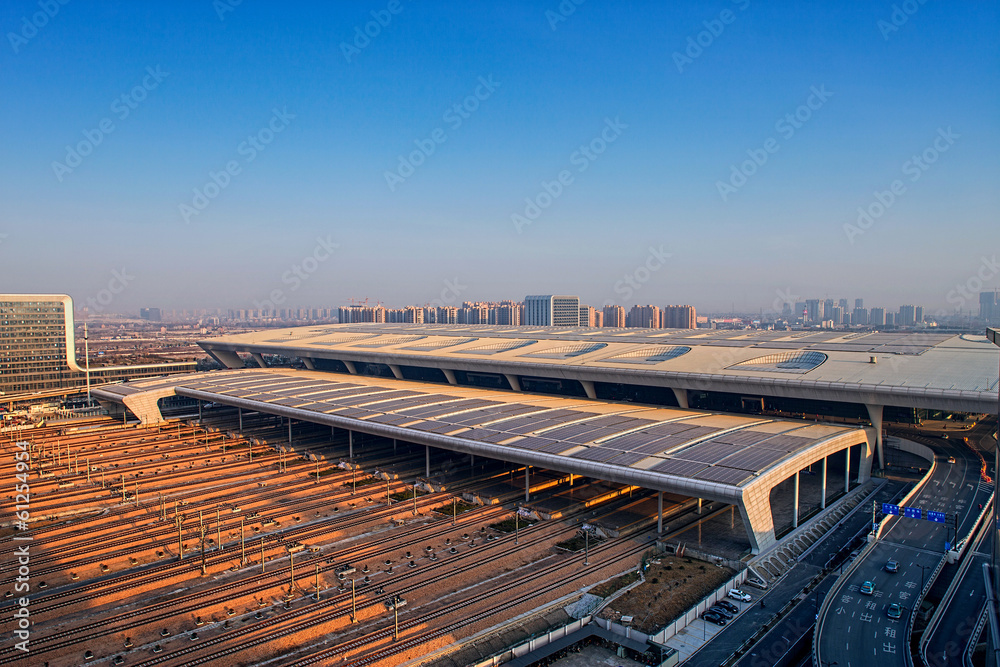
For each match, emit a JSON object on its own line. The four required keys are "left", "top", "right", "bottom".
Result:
{"left": 918, "top": 563, "right": 931, "bottom": 592}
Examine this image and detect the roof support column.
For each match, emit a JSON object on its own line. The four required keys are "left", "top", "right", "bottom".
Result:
{"left": 251, "top": 352, "right": 267, "bottom": 368}
{"left": 287, "top": 418, "right": 292, "bottom": 446}
{"left": 581, "top": 380, "right": 597, "bottom": 400}
{"left": 301, "top": 357, "right": 315, "bottom": 370}
{"left": 865, "top": 403, "right": 885, "bottom": 470}
{"left": 697, "top": 497, "right": 702, "bottom": 515}
{"left": 525, "top": 466, "right": 530, "bottom": 503}
{"left": 792, "top": 471, "right": 800, "bottom": 529}
{"left": 442, "top": 368, "right": 458, "bottom": 385}
{"left": 505, "top": 374, "right": 521, "bottom": 392}
{"left": 198, "top": 400, "right": 202, "bottom": 421}
{"left": 820, "top": 456, "right": 827, "bottom": 510}
{"left": 844, "top": 446, "right": 851, "bottom": 494}
{"left": 388, "top": 364, "right": 404, "bottom": 380}
{"left": 343, "top": 360, "right": 358, "bottom": 375}
{"left": 348, "top": 430, "right": 354, "bottom": 459}
{"left": 425, "top": 445, "right": 430, "bottom": 478}
{"left": 658, "top": 492, "right": 664, "bottom": 534}
{"left": 671, "top": 388, "right": 689, "bottom": 409}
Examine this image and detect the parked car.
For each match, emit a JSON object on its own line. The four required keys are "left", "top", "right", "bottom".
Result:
{"left": 702, "top": 610, "right": 727, "bottom": 626}
{"left": 728, "top": 588, "right": 752, "bottom": 603}
{"left": 887, "top": 603, "right": 903, "bottom": 619}
{"left": 710, "top": 603, "right": 734, "bottom": 619}
{"left": 715, "top": 599, "right": 739, "bottom": 614}
{"left": 860, "top": 581, "right": 875, "bottom": 595}
{"left": 885, "top": 560, "right": 899, "bottom": 573}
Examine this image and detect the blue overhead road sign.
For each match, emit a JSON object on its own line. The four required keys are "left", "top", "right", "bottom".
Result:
{"left": 927, "top": 511, "right": 947, "bottom": 524}
{"left": 882, "top": 503, "right": 900, "bottom": 516}
{"left": 903, "top": 507, "right": 923, "bottom": 519}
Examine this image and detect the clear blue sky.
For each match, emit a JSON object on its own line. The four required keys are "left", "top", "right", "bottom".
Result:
{"left": 1, "top": 0, "right": 997, "bottom": 315}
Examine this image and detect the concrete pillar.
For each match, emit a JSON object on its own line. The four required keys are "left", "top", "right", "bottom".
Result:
{"left": 238, "top": 407, "right": 242, "bottom": 432}
{"left": 671, "top": 388, "right": 689, "bottom": 409}
{"left": 301, "top": 357, "right": 316, "bottom": 370}
{"left": 581, "top": 380, "right": 597, "bottom": 400}
{"left": 389, "top": 364, "right": 404, "bottom": 380}
{"left": 287, "top": 418, "right": 292, "bottom": 445}
{"left": 792, "top": 471, "right": 800, "bottom": 529}
{"left": 442, "top": 368, "right": 458, "bottom": 385}
{"left": 697, "top": 497, "right": 702, "bottom": 515}
{"left": 343, "top": 360, "right": 358, "bottom": 375}
{"left": 866, "top": 404, "right": 885, "bottom": 470}
{"left": 657, "top": 492, "right": 663, "bottom": 534}
{"left": 525, "top": 466, "right": 530, "bottom": 503}
{"left": 820, "top": 456, "right": 827, "bottom": 510}
{"left": 349, "top": 430, "right": 354, "bottom": 458}
{"left": 505, "top": 374, "right": 521, "bottom": 392}
{"left": 845, "top": 446, "right": 851, "bottom": 493}
{"left": 251, "top": 352, "right": 267, "bottom": 368}
{"left": 198, "top": 400, "right": 202, "bottom": 421}
{"left": 425, "top": 446, "right": 430, "bottom": 478}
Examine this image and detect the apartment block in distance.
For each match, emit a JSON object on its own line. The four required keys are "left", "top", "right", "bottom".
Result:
{"left": 524, "top": 295, "right": 580, "bottom": 327}
{"left": 0, "top": 294, "right": 196, "bottom": 399}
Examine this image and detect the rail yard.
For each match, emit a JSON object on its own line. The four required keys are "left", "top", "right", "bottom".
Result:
{"left": 0, "top": 408, "right": 698, "bottom": 667}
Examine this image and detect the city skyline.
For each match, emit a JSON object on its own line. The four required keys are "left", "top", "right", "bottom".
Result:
{"left": 1, "top": 3, "right": 997, "bottom": 313}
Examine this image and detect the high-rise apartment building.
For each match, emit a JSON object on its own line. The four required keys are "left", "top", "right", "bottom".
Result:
{"left": 869, "top": 307, "right": 885, "bottom": 326}
{"left": 982, "top": 291, "right": 1000, "bottom": 324}
{"left": 853, "top": 307, "right": 868, "bottom": 326}
{"left": 662, "top": 305, "right": 697, "bottom": 329}
{"left": 855, "top": 298, "right": 864, "bottom": 310}
{"left": 627, "top": 305, "right": 661, "bottom": 328}
{"left": 805, "top": 299, "right": 822, "bottom": 322}
{"left": 602, "top": 305, "right": 625, "bottom": 328}
{"left": 524, "top": 295, "right": 580, "bottom": 327}
{"left": 579, "top": 305, "right": 598, "bottom": 327}
{"left": 838, "top": 298, "right": 849, "bottom": 311}
{"left": 898, "top": 305, "right": 917, "bottom": 327}
{"left": 0, "top": 294, "right": 194, "bottom": 397}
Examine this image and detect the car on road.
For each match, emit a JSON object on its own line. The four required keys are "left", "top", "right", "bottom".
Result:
{"left": 715, "top": 599, "right": 739, "bottom": 614}
{"left": 728, "top": 588, "right": 752, "bottom": 602}
{"left": 702, "top": 610, "right": 727, "bottom": 626}
{"left": 947, "top": 456, "right": 957, "bottom": 464}
{"left": 860, "top": 581, "right": 876, "bottom": 595}
{"left": 710, "top": 603, "right": 734, "bottom": 619}
{"left": 885, "top": 560, "right": 899, "bottom": 573}
{"left": 887, "top": 603, "right": 903, "bottom": 619}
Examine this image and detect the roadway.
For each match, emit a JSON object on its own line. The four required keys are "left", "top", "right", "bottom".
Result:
{"left": 683, "top": 480, "right": 905, "bottom": 667}
{"left": 815, "top": 432, "right": 992, "bottom": 667}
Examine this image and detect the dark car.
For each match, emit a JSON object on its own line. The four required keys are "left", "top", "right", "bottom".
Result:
{"left": 702, "top": 610, "right": 727, "bottom": 626}
{"left": 710, "top": 603, "right": 734, "bottom": 619}
{"left": 715, "top": 599, "right": 739, "bottom": 614}
{"left": 885, "top": 559, "right": 899, "bottom": 573}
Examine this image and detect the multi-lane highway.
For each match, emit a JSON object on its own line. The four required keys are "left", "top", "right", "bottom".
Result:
{"left": 816, "top": 432, "right": 993, "bottom": 667}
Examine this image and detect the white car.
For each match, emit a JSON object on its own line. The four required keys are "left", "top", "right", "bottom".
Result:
{"left": 728, "top": 588, "right": 752, "bottom": 603}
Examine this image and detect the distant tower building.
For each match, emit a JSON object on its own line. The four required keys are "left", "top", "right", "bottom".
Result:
{"left": 495, "top": 302, "right": 521, "bottom": 326}
{"left": 982, "top": 291, "right": 1000, "bottom": 324}
{"left": 869, "top": 307, "right": 886, "bottom": 326}
{"left": 579, "top": 305, "right": 598, "bottom": 327}
{"left": 853, "top": 306, "right": 869, "bottom": 326}
{"left": 898, "top": 305, "right": 916, "bottom": 327}
{"left": 831, "top": 306, "right": 843, "bottom": 325}
{"left": 627, "top": 305, "right": 661, "bottom": 328}
{"left": 524, "top": 295, "right": 580, "bottom": 326}
{"left": 915, "top": 306, "right": 923, "bottom": 324}
{"left": 805, "top": 299, "right": 821, "bottom": 322}
{"left": 140, "top": 307, "right": 161, "bottom": 321}
{"left": 838, "top": 298, "right": 849, "bottom": 311}
{"left": 403, "top": 306, "right": 423, "bottom": 323}
{"left": 855, "top": 298, "right": 864, "bottom": 310}
{"left": 824, "top": 299, "right": 834, "bottom": 320}
{"left": 602, "top": 305, "right": 626, "bottom": 328}
{"left": 885, "top": 312, "right": 896, "bottom": 327}
{"left": 662, "top": 305, "right": 697, "bottom": 329}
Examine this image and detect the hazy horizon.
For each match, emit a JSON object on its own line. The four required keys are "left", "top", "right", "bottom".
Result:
{"left": 2, "top": 2, "right": 997, "bottom": 315}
